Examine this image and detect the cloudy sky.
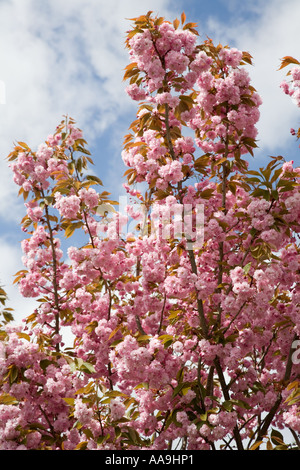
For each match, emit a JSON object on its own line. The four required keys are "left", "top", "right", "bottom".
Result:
{"left": 0, "top": 0, "right": 299, "bottom": 322}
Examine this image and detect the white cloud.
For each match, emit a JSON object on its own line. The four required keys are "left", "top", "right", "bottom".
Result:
{"left": 0, "top": 237, "right": 37, "bottom": 323}
{"left": 0, "top": 0, "right": 177, "bottom": 145}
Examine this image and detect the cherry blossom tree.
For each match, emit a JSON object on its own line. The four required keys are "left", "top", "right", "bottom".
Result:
{"left": 0, "top": 11, "right": 300, "bottom": 451}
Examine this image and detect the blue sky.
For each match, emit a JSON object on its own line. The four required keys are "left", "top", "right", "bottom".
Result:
{"left": 0, "top": 0, "right": 299, "bottom": 321}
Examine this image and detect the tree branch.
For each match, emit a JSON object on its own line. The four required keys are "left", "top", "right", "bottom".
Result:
{"left": 255, "top": 333, "right": 298, "bottom": 444}
{"left": 214, "top": 356, "right": 244, "bottom": 450}
{"left": 187, "top": 246, "right": 208, "bottom": 338}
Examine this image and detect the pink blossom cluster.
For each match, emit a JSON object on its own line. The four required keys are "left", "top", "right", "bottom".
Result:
{"left": 190, "top": 65, "right": 262, "bottom": 156}
{"left": 54, "top": 192, "right": 81, "bottom": 219}
{"left": 0, "top": 325, "right": 86, "bottom": 450}
{"left": 18, "top": 225, "right": 64, "bottom": 298}
{"left": 124, "top": 21, "right": 262, "bottom": 191}
{"left": 281, "top": 66, "right": 300, "bottom": 108}
{"left": 1, "top": 13, "right": 300, "bottom": 451}
{"left": 127, "top": 22, "right": 197, "bottom": 95}
{"left": 8, "top": 123, "right": 87, "bottom": 227}
{"left": 10, "top": 145, "right": 54, "bottom": 191}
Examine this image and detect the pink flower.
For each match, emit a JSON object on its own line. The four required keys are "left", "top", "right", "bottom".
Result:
{"left": 36, "top": 143, "right": 53, "bottom": 163}
{"left": 145, "top": 57, "right": 165, "bottom": 80}
{"left": 126, "top": 83, "right": 148, "bottom": 101}
{"left": 74, "top": 398, "right": 93, "bottom": 425}
{"left": 79, "top": 187, "right": 99, "bottom": 209}
{"left": 291, "top": 66, "right": 300, "bottom": 81}
{"left": 190, "top": 51, "right": 213, "bottom": 73}
{"left": 25, "top": 201, "right": 43, "bottom": 222}
{"left": 158, "top": 160, "right": 184, "bottom": 183}
{"left": 155, "top": 92, "right": 180, "bottom": 109}
{"left": 282, "top": 160, "right": 294, "bottom": 173}
{"left": 219, "top": 47, "right": 243, "bottom": 68}
{"left": 165, "top": 50, "right": 189, "bottom": 74}
{"left": 129, "top": 31, "right": 153, "bottom": 56}
{"left": 280, "top": 80, "right": 291, "bottom": 95}
{"left": 110, "top": 398, "right": 126, "bottom": 421}
{"left": 54, "top": 192, "right": 81, "bottom": 219}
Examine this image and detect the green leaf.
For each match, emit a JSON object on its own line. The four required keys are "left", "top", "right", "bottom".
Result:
{"left": 172, "top": 382, "right": 191, "bottom": 399}
{"left": 247, "top": 170, "right": 261, "bottom": 176}
{"left": 243, "top": 262, "right": 252, "bottom": 275}
{"left": 64, "top": 221, "right": 83, "bottom": 238}
{"left": 9, "top": 365, "right": 19, "bottom": 385}
{"left": 271, "top": 167, "right": 283, "bottom": 183}
{"left": 75, "top": 441, "right": 88, "bottom": 450}
{"left": 17, "top": 141, "right": 30, "bottom": 150}
{"left": 97, "top": 434, "right": 111, "bottom": 445}
{"left": 279, "top": 56, "right": 300, "bottom": 71}
{"left": 0, "top": 393, "right": 18, "bottom": 405}
{"left": 40, "top": 359, "right": 56, "bottom": 371}
{"left": 80, "top": 361, "right": 96, "bottom": 374}
{"left": 199, "top": 188, "right": 214, "bottom": 199}
{"left": 246, "top": 177, "right": 262, "bottom": 183}
{"left": 250, "top": 440, "right": 263, "bottom": 450}
{"left": 2, "top": 310, "right": 14, "bottom": 322}
{"left": 122, "top": 427, "right": 142, "bottom": 445}
{"left": 233, "top": 399, "right": 251, "bottom": 410}
{"left": 271, "top": 428, "right": 285, "bottom": 446}
{"left": 43, "top": 196, "right": 55, "bottom": 206}
{"left": 222, "top": 400, "right": 233, "bottom": 412}
{"left": 194, "top": 154, "right": 211, "bottom": 168}
{"left": 85, "top": 175, "right": 103, "bottom": 186}
{"left": 17, "top": 332, "right": 30, "bottom": 341}
{"left": 63, "top": 397, "right": 75, "bottom": 406}
{"left": 106, "top": 390, "right": 126, "bottom": 398}
{"left": 158, "top": 334, "right": 174, "bottom": 346}
{"left": 173, "top": 18, "right": 180, "bottom": 29}
{"left": 251, "top": 188, "right": 270, "bottom": 200}
{"left": 123, "top": 63, "right": 139, "bottom": 81}
{"left": 228, "top": 182, "right": 237, "bottom": 195}
{"left": 224, "top": 333, "right": 239, "bottom": 343}
{"left": 75, "top": 145, "right": 91, "bottom": 156}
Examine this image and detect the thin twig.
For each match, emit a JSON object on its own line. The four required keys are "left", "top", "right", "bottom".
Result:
{"left": 157, "top": 293, "right": 167, "bottom": 335}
